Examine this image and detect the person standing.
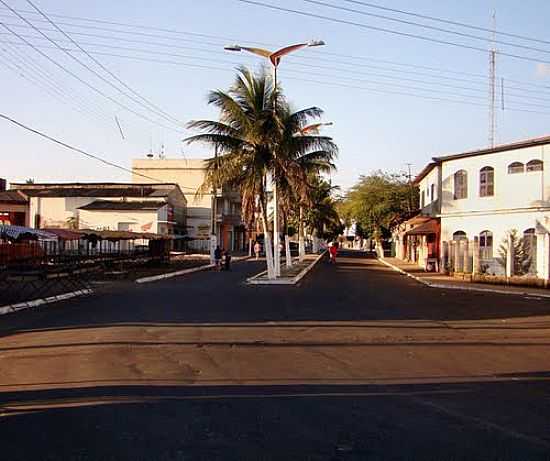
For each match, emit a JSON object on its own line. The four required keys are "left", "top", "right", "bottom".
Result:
{"left": 214, "top": 246, "right": 222, "bottom": 271}
{"left": 254, "top": 241, "right": 261, "bottom": 260}
{"left": 224, "top": 249, "right": 232, "bottom": 271}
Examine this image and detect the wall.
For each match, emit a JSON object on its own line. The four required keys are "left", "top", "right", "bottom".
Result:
{"left": 418, "top": 165, "right": 441, "bottom": 216}
{"left": 440, "top": 144, "right": 549, "bottom": 216}
{"left": 133, "top": 158, "right": 211, "bottom": 238}
{"left": 30, "top": 196, "right": 91, "bottom": 228}
{"left": 78, "top": 209, "right": 159, "bottom": 233}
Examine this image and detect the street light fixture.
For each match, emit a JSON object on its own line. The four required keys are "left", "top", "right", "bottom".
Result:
{"left": 225, "top": 40, "right": 326, "bottom": 278}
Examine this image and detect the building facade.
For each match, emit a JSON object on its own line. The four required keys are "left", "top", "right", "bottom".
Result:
{"left": 411, "top": 135, "right": 550, "bottom": 277}
{"left": 132, "top": 158, "right": 247, "bottom": 251}
{"left": 0, "top": 179, "right": 29, "bottom": 226}
{"left": 10, "top": 182, "right": 187, "bottom": 236}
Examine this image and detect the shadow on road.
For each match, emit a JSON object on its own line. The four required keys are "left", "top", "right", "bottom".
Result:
{"left": 2, "top": 377, "right": 550, "bottom": 460}
{"left": 2, "top": 251, "right": 550, "bottom": 338}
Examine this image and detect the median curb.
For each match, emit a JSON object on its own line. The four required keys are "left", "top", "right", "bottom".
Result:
{"left": 0, "top": 288, "right": 93, "bottom": 316}
{"left": 135, "top": 256, "right": 251, "bottom": 284}
{"left": 377, "top": 257, "right": 550, "bottom": 299}
{"left": 247, "top": 251, "right": 326, "bottom": 285}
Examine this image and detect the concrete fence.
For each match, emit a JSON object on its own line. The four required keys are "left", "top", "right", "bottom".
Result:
{"left": 441, "top": 231, "right": 550, "bottom": 282}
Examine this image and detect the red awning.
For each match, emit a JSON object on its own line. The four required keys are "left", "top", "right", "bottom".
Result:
{"left": 406, "top": 220, "right": 439, "bottom": 236}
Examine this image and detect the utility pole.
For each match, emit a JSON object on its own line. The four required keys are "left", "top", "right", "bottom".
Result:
{"left": 406, "top": 163, "right": 414, "bottom": 213}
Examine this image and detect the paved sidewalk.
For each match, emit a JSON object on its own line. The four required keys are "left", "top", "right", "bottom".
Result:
{"left": 380, "top": 257, "right": 550, "bottom": 298}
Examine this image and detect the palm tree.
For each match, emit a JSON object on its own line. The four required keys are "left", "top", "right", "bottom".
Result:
{"left": 305, "top": 177, "right": 342, "bottom": 250}
{"left": 184, "top": 66, "right": 281, "bottom": 278}
{"left": 274, "top": 108, "right": 337, "bottom": 264}
{"left": 185, "top": 66, "right": 338, "bottom": 276}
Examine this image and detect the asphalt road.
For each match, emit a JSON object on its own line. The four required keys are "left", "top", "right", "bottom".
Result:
{"left": 2, "top": 250, "right": 550, "bottom": 460}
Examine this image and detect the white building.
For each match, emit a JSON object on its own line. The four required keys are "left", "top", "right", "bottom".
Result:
{"left": 132, "top": 158, "right": 246, "bottom": 251}
{"left": 413, "top": 135, "right": 550, "bottom": 278}
{"left": 10, "top": 182, "right": 187, "bottom": 236}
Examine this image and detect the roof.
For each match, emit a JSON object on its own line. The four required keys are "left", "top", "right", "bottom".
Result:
{"left": 10, "top": 183, "right": 180, "bottom": 199}
{"left": 413, "top": 162, "right": 437, "bottom": 185}
{"left": 0, "top": 190, "right": 28, "bottom": 204}
{"left": 78, "top": 229, "right": 171, "bottom": 240}
{"left": 78, "top": 200, "right": 166, "bottom": 211}
{"left": 41, "top": 228, "right": 83, "bottom": 240}
{"left": 0, "top": 224, "right": 57, "bottom": 241}
{"left": 406, "top": 219, "right": 440, "bottom": 236}
{"left": 433, "top": 135, "right": 550, "bottom": 163}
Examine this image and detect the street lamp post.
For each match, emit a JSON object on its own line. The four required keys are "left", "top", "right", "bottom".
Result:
{"left": 224, "top": 40, "right": 325, "bottom": 278}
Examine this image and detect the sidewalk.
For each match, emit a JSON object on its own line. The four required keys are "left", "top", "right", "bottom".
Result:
{"left": 379, "top": 257, "right": 550, "bottom": 299}
{"left": 247, "top": 253, "right": 325, "bottom": 285}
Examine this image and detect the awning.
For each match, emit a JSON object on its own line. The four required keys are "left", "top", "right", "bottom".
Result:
{"left": 0, "top": 224, "right": 57, "bottom": 241}
{"left": 406, "top": 220, "right": 439, "bottom": 236}
{"left": 42, "top": 228, "right": 83, "bottom": 240}
{"left": 78, "top": 229, "right": 172, "bottom": 241}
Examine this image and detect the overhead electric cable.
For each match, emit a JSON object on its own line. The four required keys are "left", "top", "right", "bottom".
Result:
{"left": 0, "top": 0, "right": 182, "bottom": 133}
{"left": 24, "top": 0, "right": 181, "bottom": 126}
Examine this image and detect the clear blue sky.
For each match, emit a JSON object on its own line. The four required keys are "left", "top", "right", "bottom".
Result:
{"left": 1, "top": 0, "right": 550, "bottom": 190}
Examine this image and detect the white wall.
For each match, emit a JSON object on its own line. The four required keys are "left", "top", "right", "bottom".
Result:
{"left": 440, "top": 144, "right": 549, "bottom": 216}
{"left": 418, "top": 165, "right": 441, "bottom": 216}
{"left": 78, "top": 209, "right": 159, "bottom": 233}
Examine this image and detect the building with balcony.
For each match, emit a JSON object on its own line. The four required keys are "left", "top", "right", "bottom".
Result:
{"left": 132, "top": 157, "right": 247, "bottom": 251}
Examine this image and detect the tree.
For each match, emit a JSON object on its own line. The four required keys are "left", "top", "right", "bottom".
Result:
{"left": 339, "top": 171, "right": 417, "bottom": 242}
{"left": 304, "top": 176, "right": 342, "bottom": 241}
{"left": 497, "top": 229, "right": 533, "bottom": 276}
{"left": 185, "top": 66, "right": 338, "bottom": 276}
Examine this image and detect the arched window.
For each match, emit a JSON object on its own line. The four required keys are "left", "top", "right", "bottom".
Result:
{"left": 454, "top": 170, "right": 467, "bottom": 199}
{"left": 479, "top": 230, "right": 493, "bottom": 259}
{"left": 507, "top": 162, "right": 524, "bottom": 174}
{"left": 479, "top": 166, "right": 494, "bottom": 197}
{"left": 527, "top": 160, "right": 544, "bottom": 172}
{"left": 453, "top": 231, "right": 467, "bottom": 241}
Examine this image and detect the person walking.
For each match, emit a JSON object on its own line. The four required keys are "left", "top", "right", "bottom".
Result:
{"left": 329, "top": 241, "right": 338, "bottom": 264}
{"left": 214, "top": 246, "right": 222, "bottom": 271}
{"left": 224, "top": 249, "right": 232, "bottom": 271}
{"left": 254, "top": 241, "right": 261, "bottom": 260}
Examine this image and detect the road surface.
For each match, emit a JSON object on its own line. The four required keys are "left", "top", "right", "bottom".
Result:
{"left": 1, "top": 250, "right": 550, "bottom": 460}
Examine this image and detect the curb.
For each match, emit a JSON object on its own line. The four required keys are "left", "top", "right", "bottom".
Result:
{"left": 0, "top": 288, "right": 93, "bottom": 316}
{"left": 377, "top": 257, "right": 550, "bottom": 299}
{"left": 247, "top": 251, "right": 326, "bottom": 285}
{"left": 135, "top": 256, "right": 251, "bottom": 284}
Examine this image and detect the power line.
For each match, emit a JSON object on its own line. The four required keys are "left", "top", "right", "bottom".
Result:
{"left": 24, "top": 0, "right": 182, "bottom": 127}
{"left": 232, "top": 0, "right": 550, "bottom": 66}
{"left": 0, "top": 112, "right": 198, "bottom": 189}
{"left": 0, "top": 21, "right": 182, "bottom": 135}
{"left": 300, "top": 0, "right": 550, "bottom": 57}
{"left": 8, "top": 41, "right": 545, "bottom": 115}
{"left": 340, "top": 0, "right": 550, "bottom": 46}
{"left": 4, "top": 35, "right": 550, "bottom": 108}
{"left": 2, "top": 10, "right": 550, "bottom": 93}
{"left": 0, "top": 0, "right": 182, "bottom": 133}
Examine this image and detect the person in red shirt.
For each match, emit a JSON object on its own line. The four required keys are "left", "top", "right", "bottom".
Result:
{"left": 329, "top": 241, "right": 338, "bottom": 264}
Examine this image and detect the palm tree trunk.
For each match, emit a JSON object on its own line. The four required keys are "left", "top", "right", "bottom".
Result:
{"left": 259, "top": 198, "right": 275, "bottom": 279}
{"left": 283, "top": 209, "right": 292, "bottom": 268}
{"left": 298, "top": 206, "right": 305, "bottom": 261}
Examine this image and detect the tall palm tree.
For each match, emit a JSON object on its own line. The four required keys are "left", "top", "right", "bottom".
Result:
{"left": 274, "top": 107, "right": 337, "bottom": 264}
{"left": 185, "top": 66, "right": 338, "bottom": 276}
{"left": 184, "top": 66, "right": 281, "bottom": 277}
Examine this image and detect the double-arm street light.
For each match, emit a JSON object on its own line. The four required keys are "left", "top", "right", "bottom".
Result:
{"left": 225, "top": 40, "right": 325, "bottom": 277}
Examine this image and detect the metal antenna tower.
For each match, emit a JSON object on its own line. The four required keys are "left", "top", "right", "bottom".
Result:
{"left": 488, "top": 10, "right": 497, "bottom": 148}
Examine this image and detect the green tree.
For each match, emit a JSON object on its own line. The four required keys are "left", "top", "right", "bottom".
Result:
{"left": 340, "top": 171, "right": 417, "bottom": 242}
{"left": 497, "top": 229, "right": 533, "bottom": 276}
{"left": 184, "top": 66, "right": 337, "bottom": 276}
